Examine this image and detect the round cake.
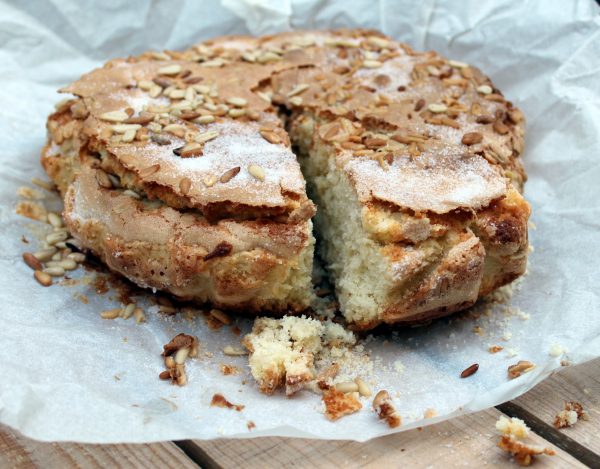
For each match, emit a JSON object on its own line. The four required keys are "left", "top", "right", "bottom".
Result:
{"left": 42, "top": 29, "right": 530, "bottom": 329}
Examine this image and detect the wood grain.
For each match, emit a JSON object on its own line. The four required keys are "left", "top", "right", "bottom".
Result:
{"left": 498, "top": 358, "right": 600, "bottom": 467}
{"left": 184, "top": 408, "right": 584, "bottom": 468}
{"left": 0, "top": 425, "right": 198, "bottom": 469}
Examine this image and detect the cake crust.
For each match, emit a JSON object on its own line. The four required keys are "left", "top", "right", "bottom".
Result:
{"left": 42, "top": 28, "right": 530, "bottom": 326}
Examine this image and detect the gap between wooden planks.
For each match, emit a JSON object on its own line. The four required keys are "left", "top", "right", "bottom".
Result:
{"left": 1, "top": 359, "right": 598, "bottom": 469}
{"left": 182, "top": 359, "right": 600, "bottom": 468}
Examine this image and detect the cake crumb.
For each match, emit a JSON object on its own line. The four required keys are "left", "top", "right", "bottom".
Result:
{"left": 243, "top": 315, "right": 356, "bottom": 395}
{"left": 498, "top": 436, "right": 555, "bottom": 466}
{"left": 508, "top": 360, "right": 535, "bottom": 379}
{"left": 211, "top": 393, "right": 244, "bottom": 411}
{"left": 322, "top": 387, "right": 362, "bottom": 421}
{"left": 553, "top": 401, "right": 588, "bottom": 429}
{"left": 373, "top": 390, "right": 401, "bottom": 428}
{"left": 496, "top": 416, "right": 555, "bottom": 466}
{"left": 549, "top": 344, "right": 567, "bottom": 357}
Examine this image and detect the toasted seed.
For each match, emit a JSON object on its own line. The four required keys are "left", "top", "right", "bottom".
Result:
{"left": 335, "top": 382, "right": 359, "bottom": 393}
{"left": 257, "top": 91, "right": 272, "bottom": 103}
{"left": 476, "top": 114, "right": 495, "bottom": 124}
{"left": 31, "top": 177, "right": 56, "bottom": 191}
{"left": 34, "top": 248, "right": 57, "bottom": 262}
{"left": 99, "top": 110, "right": 129, "bottom": 122}
{"left": 59, "top": 259, "right": 77, "bottom": 271}
{"left": 123, "top": 189, "right": 141, "bottom": 199}
{"left": 477, "top": 85, "right": 493, "bottom": 95}
{"left": 493, "top": 119, "right": 510, "bottom": 135}
{"left": 260, "top": 130, "right": 281, "bottom": 144}
{"left": 461, "top": 132, "right": 483, "bottom": 145}
{"left": 460, "top": 363, "right": 479, "bottom": 378}
{"left": 195, "top": 130, "right": 220, "bottom": 144}
{"left": 47, "top": 212, "right": 63, "bottom": 228}
{"left": 289, "top": 96, "right": 303, "bottom": 106}
{"left": 120, "top": 303, "right": 136, "bottom": 319}
{"left": 95, "top": 169, "right": 112, "bottom": 189}
{"left": 164, "top": 356, "right": 176, "bottom": 368}
{"left": 159, "top": 305, "right": 177, "bottom": 315}
{"left": 449, "top": 59, "right": 468, "bottom": 68}
{"left": 174, "top": 347, "right": 190, "bottom": 365}
{"left": 220, "top": 167, "right": 240, "bottom": 184}
{"left": 362, "top": 60, "right": 382, "bottom": 68}
{"left": 158, "top": 64, "right": 182, "bottom": 75}
{"left": 355, "top": 377, "right": 372, "bottom": 397}
{"left": 112, "top": 123, "right": 142, "bottom": 134}
{"left": 23, "top": 252, "right": 43, "bottom": 270}
{"left": 508, "top": 360, "right": 535, "bottom": 379}
{"left": 228, "top": 108, "right": 246, "bottom": 118}
{"left": 34, "top": 270, "right": 52, "bottom": 287}
{"left": 373, "top": 390, "right": 391, "bottom": 408}
{"left": 223, "top": 345, "right": 248, "bottom": 356}
{"left": 51, "top": 252, "right": 62, "bottom": 261}
{"left": 428, "top": 103, "right": 447, "bottom": 113}
{"left": 46, "top": 231, "right": 68, "bottom": 246}
{"left": 43, "top": 266, "right": 65, "bottom": 277}
{"left": 364, "top": 137, "right": 387, "bottom": 148}
{"left": 124, "top": 114, "right": 154, "bottom": 125}
{"left": 179, "top": 177, "right": 192, "bottom": 195}
{"left": 248, "top": 164, "right": 265, "bottom": 181}
{"left": 226, "top": 97, "right": 247, "bottom": 107}
{"left": 67, "top": 252, "right": 86, "bottom": 263}
{"left": 139, "top": 164, "right": 161, "bottom": 179}
{"left": 150, "top": 133, "right": 171, "bottom": 146}
{"left": 133, "top": 307, "right": 146, "bottom": 324}
{"left": 121, "top": 129, "right": 136, "bottom": 143}
{"left": 287, "top": 83, "right": 310, "bottom": 97}
{"left": 195, "top": 115, "right": 215, "bottom": 124}
{"left": 210, "top": 309, "right": 232, "bottom": 325}
{"left": 176, "top": 142, "right": 203, "bottom": 158}
{"left": 159, "top": 370, "right": 171, "bottom": 380}
{"left": 101, "top": 308, "right": 121, "bottom": 319}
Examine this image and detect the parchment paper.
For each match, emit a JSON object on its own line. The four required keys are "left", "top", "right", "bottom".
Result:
{"left": 0, "top": 0, "right": 599, "bottom": 443}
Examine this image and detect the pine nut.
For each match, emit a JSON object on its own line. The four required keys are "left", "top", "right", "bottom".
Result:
{"left": 47, "top": 212, "right": 63, "bottom": 228}
{"left": 223, "top": 346, "right": 247, "bottom": 356}
{"left": 174, "top": 347, "right": 190, "bottom": 364}
{"left": 43, "top": 266, "right": 65, "bottom": 277}
{"left": 23, "top": 252, "right": 43, "bottom": 271}
{"left": 46, "top": 231, "right": 68, "bottom": 245}
{"left": 355, "top": 377, "right": 372, "bottom": 397}
{"left": 100, "top": 308, "right": 122, "bottom": 319}
{"left": 133, "top": 307, "right": 146, "bottom": 324}
{"left": 121, "top": 303, "right": 136, "bottom": 319}
{"left": 210, "top": 309, "right": 232, "bottom": 325}
{"left": 34, "top": 248, "right": 57, "bottom": 262}
{"left": 34, "top": 270, "right": 52, "bottom": 287}
{"left": 335, "top": 382, "right": 359, "bottom": 393}
{"left": 59, "top": 259, "right": 77, "bottom": 271}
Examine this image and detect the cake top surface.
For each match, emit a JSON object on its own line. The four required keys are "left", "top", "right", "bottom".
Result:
{"left": 56, "top": 29, "right": 525, "bottom": 217}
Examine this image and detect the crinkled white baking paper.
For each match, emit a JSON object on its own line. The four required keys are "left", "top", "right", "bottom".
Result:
{"left": 0, "top": 0, "right": 599, "bottom": 443}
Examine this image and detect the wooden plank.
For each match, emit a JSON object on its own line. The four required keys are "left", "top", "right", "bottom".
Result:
{"left": 498, "top": 358, "right": 600, "bottom": 466}
{"left": 184, "top": 408, "right": 583, "bottom": 468}
{"left": 0, "top": 425, "right": 198, "bottom": 469}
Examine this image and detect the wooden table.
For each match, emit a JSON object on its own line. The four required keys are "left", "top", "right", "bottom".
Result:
{"left": 1, "top": 359, "right": 598, "bottom": 468}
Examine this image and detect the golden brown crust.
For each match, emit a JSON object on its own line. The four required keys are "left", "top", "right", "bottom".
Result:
{"left": 43, "top": 28, "right": 530, "bottom": 325}
{"left": 62, "top": 165, "right": 314, "bottom": 312}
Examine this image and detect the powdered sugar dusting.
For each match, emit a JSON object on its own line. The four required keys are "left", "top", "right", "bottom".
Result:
{"left": 110, "top": 119, "right": 305, "bottom": 208}
{"left": 346, "top": 149, "right": 507, "bottom": 214}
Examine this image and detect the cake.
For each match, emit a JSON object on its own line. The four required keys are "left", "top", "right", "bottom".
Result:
{"left": 42, "top": 29, "right": 530, "bottom": 328}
